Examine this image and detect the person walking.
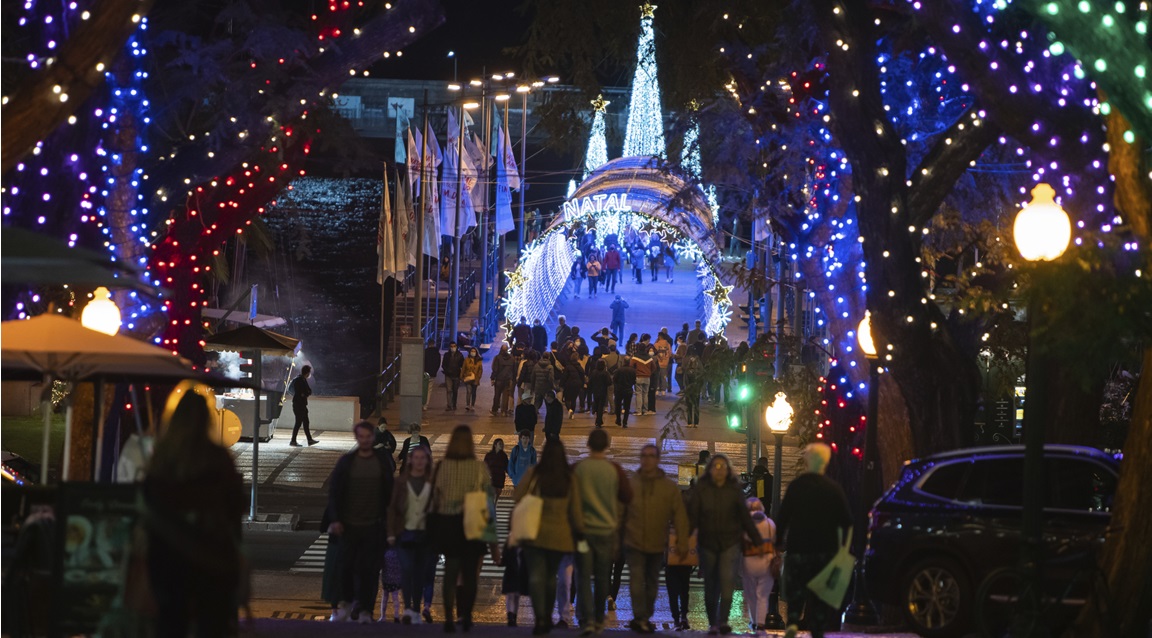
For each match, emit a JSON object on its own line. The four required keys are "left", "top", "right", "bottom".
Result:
{"left": 144, "top": 391, "right": 245, "bottom": 637}
{"left": 629, "top": 244, "right": 646, "bottom": 284}
{"left": 484, "top": 439, "right": 509, "bottom": 496}
{"left": 491, "top": 342, "right": 516, "bottom": 417}
{"left": 427, "top": 425, "right": 494, "bottom": 632}
{"left": 386, "top": 444, "right": 435, "bottom": 624}
{"left": 609, "top": 295, "right": 628, "bottom": 341}
{"left": 602, "top": 245, "right": 620, "bottom": 293}
{"left": 514, "top": 395, "right": 539, "bottom": 437}
{"left": 513, "top": 438, "right": 586, "bottom": 636}
{"left": 373, "top": 418, "right": 397, "bottom": 459}
{"left": 683, "top": 352, "right": 703, "bottom": 428}
{"left": 688, "top": 453, "right": 763, "bottom": 635}
{"left": 532, "top": 352, "right": 558, "bottom": 410}
{"left": 396, "top": 424, "right": 430, "bottom": 470}
{"left": 512, "top": 317, "right": 533, "bottom": 351}
{"left": 324, "top": 421, "right": 396, "bottom": 623}
{"left": 555, "top": 315, "right": 573, "bottom": 347}
{"left": 586, "top": 256, "right": 602, "bottom": 299}
{"left": 461, "top": 347, "right": 483, "bottom": 412}
{"left": 777, "top": 443, "right": 853, "bottom": 638}
{"left": 441, "top": 342, "right": 465, "bottom": 412}
{"left": 532, "top": 319, "right": 549, "bottom": 354}
{"left": 612, "top": 355, "right": 637, "bottom": 428}
{"left": 507, "top": 430, "right": 537, "bottom": 487}
{"left": 542, "top": 390, "right": 564, "bottom": 442}
{"left": 423, "top": 340, "right": 440, "bottom": 409}
{"left": 623, "top": 444, "right": 690, "bottom": 634}
{"left": 559, "top": 352, "right": 586, "bottom": 419}
{"left": 585, "top": 359, "right": 612, "bottom": 428}
{"left": 573, "top": 429, "right": 634, "bottom": 635}
{"left": 630, "top": 346, "right": 653, "bottom": 417}
{"left": 289, "top": 365, "right": 317, "bottom": 446}
{"left": 655, "top": 331, "right": 673, "bottom": 396}
{"left": 665, "top": 489, "right": 697, "bottom": 631}
{"left": 570, "top": 259, "right": 586, "bottom": 299}
{"left": 741, "top": 497, "right": 778, "bottom": 632}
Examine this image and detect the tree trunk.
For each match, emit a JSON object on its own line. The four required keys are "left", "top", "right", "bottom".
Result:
{"left": 1063, "top": 106, "right": 1152, "bottom": 638}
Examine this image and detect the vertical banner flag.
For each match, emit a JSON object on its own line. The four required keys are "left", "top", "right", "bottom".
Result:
{"left": 397, "top": 166, "right": 417, "bottom": 267}
{"left": 494, "top": 124, "right": 518, "bottom": 234}
{"left": 377, "top": 164, "right": 396, "bottom": 284}
{"left": 440, "top": 108, "right": 477, "bottom": 237}
{"left": 464, "top": 131, "right": 489, "bottom": 211}
{"left": 394, "top": 108, "right": 409, "bottom": 165}
{"left": 423, "top": 123, "right": 442, "bottom": 258}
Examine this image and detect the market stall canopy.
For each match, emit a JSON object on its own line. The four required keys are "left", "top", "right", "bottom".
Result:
{"left": 201, "top": 307, "right": 287, "bottom": 328}
{"left": 1, "top": 227, "right": 158, "bottom": 294}
{"left": 202, "top": 325, "right": 301, "bottom": 357}
{"left": 1, "top": 314, "right": 198, "bottom": 381}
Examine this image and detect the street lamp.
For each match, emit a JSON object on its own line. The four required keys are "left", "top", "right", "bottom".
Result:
{"left": 844, "top": 311, "right": 881, "bottom": 626}
{"left": 764, "top": 391, "right": 792, "bottom": 630}
{"left": 81, "top": 287, "right": 121, "bottom": 335}
{"left": 1014, "top": 183, "right": 1071, "bottom": 636}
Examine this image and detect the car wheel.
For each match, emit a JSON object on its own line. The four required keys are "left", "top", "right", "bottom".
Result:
{"left": 898, "top": 556, "right": 971, "bottom": 638}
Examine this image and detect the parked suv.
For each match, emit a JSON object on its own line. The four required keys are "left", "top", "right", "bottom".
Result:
{"left": 862, "top": 445, "right": 1118, "bottom": 638}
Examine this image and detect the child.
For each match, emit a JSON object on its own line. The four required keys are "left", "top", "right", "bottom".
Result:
{"left": 501, "top": 543, "right": 530, "bottom": 626}
{"left": 507, "top": 430, "right": 536, "bottom": 487}
{"left": 666, "top": 494, "right": 697, "bottom": 631}
{"left": 741, "top": 496, "right": 777, "bottom": 631}
{"left": 380, "top": 545, "right": 403, "bottom": 623}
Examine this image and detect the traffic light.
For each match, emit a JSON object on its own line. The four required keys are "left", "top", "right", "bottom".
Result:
{"left": 728, "top": 412, "right": 742, "bottom": 430}
{"left": 238, "top": 350, "right": 260, "bottom": 378}
{"left": 736, "top": 382, "right": 753, "bottom": 403}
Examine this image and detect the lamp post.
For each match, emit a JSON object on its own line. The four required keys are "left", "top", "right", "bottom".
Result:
{"left": 81, "top": 287, "right": 121, "bottom": 336}
{"left": 447, "top": 95, "right": 480, "bottom": 347}
{"left": 1014, "top": 183, "right": 1071, "bottom": 637}
{"left": 514, "top": 76, "right": 559, "bottom": 253}
{"left": 844, "top": 311, "right": 881, "bottom": 626}
{"left": 764, "top": 391, "right": 793, "bottom": 629}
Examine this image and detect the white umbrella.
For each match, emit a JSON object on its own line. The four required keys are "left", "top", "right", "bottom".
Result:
{"left": 1, "top": 313, "right": 199, "bottom": 482}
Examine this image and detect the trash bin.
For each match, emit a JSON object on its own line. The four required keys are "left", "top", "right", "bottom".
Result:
{"left": 422, "top": 372, "right": 431, "bottom": 404}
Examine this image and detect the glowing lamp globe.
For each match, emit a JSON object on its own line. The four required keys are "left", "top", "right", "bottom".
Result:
{"left": 857, "top": 311, "right": 877, "bottom": 358}
{"left": 81, "top": 287, "right": 121, "bottom": 335}
{"left": 765, "top": 392, "right": 793, "bottom": 434}
{"left": 1013, "top": 183, "right": 1071, "bottom": 262}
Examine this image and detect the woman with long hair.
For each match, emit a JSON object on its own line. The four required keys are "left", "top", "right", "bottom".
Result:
{"left": 513, "top": 438, "right": 585, "bottom": 635}
{"left": 688, "top": 453, "right": 763, "bottom": 635}
{"left": 428, "top": 425, "right": 493, "bottom": 632}
{"left": 461, "top": 347, "right": 483, "bottom": 411}
{"left": 386, "top": 444, "right": 436, "bottom": 624}
{"left": 145, "top": 391, "right": 245, "bottom": 637}
{"left": 483, "top": 439, "right": 509, "bottom": 495}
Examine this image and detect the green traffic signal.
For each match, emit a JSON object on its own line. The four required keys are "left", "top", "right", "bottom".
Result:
{"left": 728, "top": 413, "right": 742, "bottom": 429}
{"left": 736, "top": 384, "right": 752, "bottom": 402}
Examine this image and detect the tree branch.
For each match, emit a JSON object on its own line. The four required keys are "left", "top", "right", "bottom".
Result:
{"left": 2, "top": 0, "right": 154, "bottom": 174}
{"left": 908, "top": 105, "right": 1001, "bottom": 229}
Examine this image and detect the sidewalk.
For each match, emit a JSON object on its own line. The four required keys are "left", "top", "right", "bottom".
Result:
{"left": 240, "top": 617, "right": 918, "bottom": 637}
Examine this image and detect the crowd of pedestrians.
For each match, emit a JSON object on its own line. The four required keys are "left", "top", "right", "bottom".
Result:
{"left": 319, "top": 410, "right": 849, "bottom": 636}
{"left": 423, "top": 313, "right": 758, "bottom": 436}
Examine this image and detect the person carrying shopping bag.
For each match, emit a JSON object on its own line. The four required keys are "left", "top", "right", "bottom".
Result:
{"left": 426, "top": 425, "right": 495, "bottom": 632}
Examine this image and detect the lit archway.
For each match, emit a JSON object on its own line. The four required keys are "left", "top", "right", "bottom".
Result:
{"left": 503, "top": 157, "right": 734, "bottom": 337}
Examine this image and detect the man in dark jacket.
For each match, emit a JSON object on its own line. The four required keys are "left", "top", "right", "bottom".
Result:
{"left": 776, "top": 443, "right": 852, "bottom": 638}
{"left": 603, "top": 245, "right": 622, "bottom": 292}
{"left": 512, "top": 316, "right": 532, "bottom": 349}
{"left": 490, "top": 342, "right": 516, "bottom": 416}
{"left": 531, "top": 319, "right": 548, "bottom": 353}
{"left": 440, "top": 342, "right": 465, "bottom": 411}
{"left": 289, "top": 365, "right": 316, "bottom": 446}
{"left": 612, "top": 355, "right": 637, "bottom": 428}
{"left": 324, "top": 421, "right": 395, "bottom": 622}
{"left": 624, "top": 444, "right": 689, "bottom": 632}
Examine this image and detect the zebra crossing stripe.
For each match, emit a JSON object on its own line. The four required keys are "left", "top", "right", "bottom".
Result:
{"left": 291, "top": 500, "right": 704, "bottom": 588}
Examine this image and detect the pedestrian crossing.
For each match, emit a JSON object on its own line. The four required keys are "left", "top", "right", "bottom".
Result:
{"left": 290, "top": 497, "right": 703, "bottom": 587}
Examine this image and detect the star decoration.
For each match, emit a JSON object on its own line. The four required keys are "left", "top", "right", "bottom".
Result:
{"left": 640, "top": 220, "right": 659, "bottom": 235}
{"left": 505, "top": 269, "right": 527, "bottom": 289}
{"left": 591, "top": 94, "right": 610, "bottom": 113}
{"left": 707, "top": 280, "right": 734, "bottom": 306}
{"left": 639, "top": 2, "right": 656, "bottom": 19}
{"left": 501, "top": 319, "right": 515, "bottom": 344}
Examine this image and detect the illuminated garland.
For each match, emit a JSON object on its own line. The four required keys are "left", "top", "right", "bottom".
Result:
{"left": 503, "top": 208, "right": 734, "bottom": 342}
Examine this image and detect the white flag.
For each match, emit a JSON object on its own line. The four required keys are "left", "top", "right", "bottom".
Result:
{"left": 396, "top": 168, "right": 417, "bottom": 267}
{"left": 394, "top": 110, "right": 409, "bottom": 165}
{"left": 499, "top": 122, "right": 520, "bottom": 192}
{"left": 494, "top": 125, "right": 516, "bottom": 235}
{"left": 753, "top": 214, "right": 772, "bottom": 242}
{"left": 441, "top": 108, "right": 477, "bottom": 237}
{"left": 377, "top": 166, "right": 397, "bottom": 284}
{"left": 464, "top": 132, "right": 489, "bottom": 211}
